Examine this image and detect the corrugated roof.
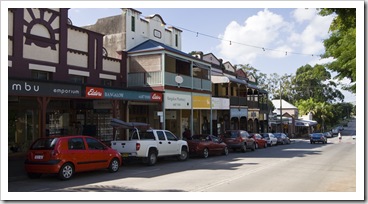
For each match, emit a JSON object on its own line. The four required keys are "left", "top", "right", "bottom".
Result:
{"left": 128, "top": 39, "right": 191, "bottom": 58}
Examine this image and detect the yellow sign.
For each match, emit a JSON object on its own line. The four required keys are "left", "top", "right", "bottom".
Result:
{"left": 193, "top": 95, "right": 211, "bottom": 109}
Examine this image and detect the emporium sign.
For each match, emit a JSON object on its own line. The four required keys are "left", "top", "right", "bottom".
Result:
{"left": 85, "top": 87, "right": 162, "bottom": 102}
{"left": 9, "top": 79, "right": 81, "bottom": 97}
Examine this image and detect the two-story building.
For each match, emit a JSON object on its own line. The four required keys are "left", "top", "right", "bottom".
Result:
{"left": 84, "top": 8, "right": 212, "bottom": 138}
{"left": 8, "top": 8, "right": 163, "bottom": 153}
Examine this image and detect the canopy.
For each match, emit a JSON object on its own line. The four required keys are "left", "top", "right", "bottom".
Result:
{"left": 295, "top": 119, "right": 318, "bottom": 127}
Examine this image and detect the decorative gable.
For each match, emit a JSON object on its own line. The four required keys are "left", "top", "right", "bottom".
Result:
{"left": 223, "top": 61, "right": 235, "bottom": 73}
{"left": 247, "top": 72, "right": 257, "bottom": 83}
{"left": 203, "top": 53, "right": 221, "bottom": 66}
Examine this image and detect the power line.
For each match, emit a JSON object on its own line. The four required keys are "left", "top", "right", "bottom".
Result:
{"left": 139, "top": 13, "right": 323, "bottom": 58}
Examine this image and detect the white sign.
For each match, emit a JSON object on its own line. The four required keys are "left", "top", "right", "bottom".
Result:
{"left": 212, "top": 97, "right": 230, "bottom": 110}
{"left": 164, "top": 91, "right": 191, "bottom": 109}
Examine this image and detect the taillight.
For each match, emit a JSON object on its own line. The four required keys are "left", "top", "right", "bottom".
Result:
{"left": 51, "top": 150, "right": 59, "bottom": 157}
{"left": 136, "top": 143, "right": 140, "bottom": 151}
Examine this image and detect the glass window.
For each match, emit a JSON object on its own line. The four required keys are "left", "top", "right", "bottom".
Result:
{"left": 31, "top": 138, "right": 59, "bottom": 150}
{"left": 32, "top": 70, "right": 50, "bottom": 80}
{"left": 68, "top": 138, "right": 85, "bottom": 150}
{"left": 86, "top": 137, "right": 105, "bottom": 150}
{"left": 165, "top": 131, "right": 178, "bottom": 141}
{"left": 131, "top": 16, "right": 135, "bottom": 32}
{"left": 157, "top": 131, "right": 166, "bottom": 141}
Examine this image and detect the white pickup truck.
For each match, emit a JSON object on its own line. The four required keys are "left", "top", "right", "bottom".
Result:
{"left": 110, "top": 119, "right": 189, "bottom": 166}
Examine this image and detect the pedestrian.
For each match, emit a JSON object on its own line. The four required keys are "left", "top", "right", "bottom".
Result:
{"left": 183, "top": 128, "right": 191, "bottom": 141}
{"left": 338, "top": 132, "right": 342, "bottom": 142}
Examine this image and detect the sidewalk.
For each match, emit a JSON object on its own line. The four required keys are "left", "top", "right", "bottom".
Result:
{"left": 8, "top": 152, "right": 27, "bottom": 182}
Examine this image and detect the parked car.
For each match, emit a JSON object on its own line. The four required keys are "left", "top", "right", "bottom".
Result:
{"left": 273, "top": 133, "right": 291, "bottom": 145}
{"left": 331, "top": 128, "right": 339, "bottom": 136}
{"left": 220, "top": 130, "right": 256, "bottom": 152}
{"left": 310, "top": 133, "right": 327, "bottom": 144}
{"left": 260, "top": 133, "right": 278, "bottom": 146}
{"left": 323, "top": 131, "right": 333, "bottom": 138}
{"left": 249, "top": 133, "right": 268, "bottom": 149}
{"left": 24, "top": 135, "right": 122, "bottom": 180}
{"left": 187, "top": 134, "right": 228, "bottom": 158}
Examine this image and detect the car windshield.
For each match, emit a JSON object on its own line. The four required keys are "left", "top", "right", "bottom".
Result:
{"left": 30, "top": 138, "right": 58, "bottom": 150}
{"left": 192, "top": 135, "right": 210, "bottom": 141}
{"left": 224, "top": 131, "right": 237, "bottom": 138}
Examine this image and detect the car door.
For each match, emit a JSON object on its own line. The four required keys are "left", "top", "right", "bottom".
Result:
{"left": 164, "top": 131, "right": 181, "bottom": 155}
{"left": 67, "top": 137, "right": 90, "bottom": 172}
{"left": 210, "top": 135, "right": 222, "bottom": 154}
{"left": 85, "top": 137, "right": 110, "bottom": 170}
{"left": 156, "top": 130, "right": 169, "bottom": 156}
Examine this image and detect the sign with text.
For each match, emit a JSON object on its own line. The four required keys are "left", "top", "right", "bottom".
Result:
{"left": 165, "top": 91, "right": 191, "bottom": 109}
{"left": 9, "top": 79, "right": 81, "bottom": 97}
{"left": 211, "top": 97, "right": 230, "bottom": 110}
{"left": 193, "top": 95, "right": 211, "bottom": 109}
{"left": 86, "top": 87, "right": 162, "bottom": 102}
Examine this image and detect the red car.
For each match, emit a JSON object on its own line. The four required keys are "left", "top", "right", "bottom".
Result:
{"left": 220, "top": 130, "right": 256, "bottom": 152}
{"left": 249, "top": 133, "right": 268, "bottom": 149}
{"left": 187, "top": 134, "right": 228, "bottom": 158}
{"left": 24, "top": 135, "right": 122, "bottom": 180}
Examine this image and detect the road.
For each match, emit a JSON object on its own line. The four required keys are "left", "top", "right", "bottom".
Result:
{"left": 6, "top": 118, "right": 361, "bottom": 201}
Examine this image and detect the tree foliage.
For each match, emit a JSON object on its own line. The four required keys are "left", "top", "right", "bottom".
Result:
{"left": 319, "top": 8, "right": 356, "bottom": 93}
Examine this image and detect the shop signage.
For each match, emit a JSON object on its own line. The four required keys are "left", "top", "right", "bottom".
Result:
{"left": 86, "top": 87, "right": 104, "bottom": 99}
{"left": 193, "top": 95, "right": 211, "bottom": 109}
{"left": 211, "top": 97, "right": 230, "bottom": 110}
{"left": 85, "top": 87, "right": 162, "bottom": 102}
{"left": 165, "top": 91, "right": 191, "bottom": 109}
{"left": 248, "top": 111, "right": 259, "bottom": 119}
{"left": 9, "top": 79, "right": 81, "bottom": 97}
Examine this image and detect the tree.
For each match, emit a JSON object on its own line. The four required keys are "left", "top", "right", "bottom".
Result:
{"left": 293, "top": 64, "right": 344, "bottom": 103}
{"left": 319, "top": 8, "right": 356, "bottom": 93}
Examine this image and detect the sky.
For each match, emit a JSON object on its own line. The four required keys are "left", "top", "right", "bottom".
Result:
{"left": 66, "top": 4, "right": 360, "bottom": 103}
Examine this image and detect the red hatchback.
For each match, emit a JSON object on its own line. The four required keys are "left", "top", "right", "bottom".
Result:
{"left": 24, "top": 135, "right": 122, "bottom": 180}
{"left": 249, "top": 133, "right": 268, "bottom": 149}
{"left": 221, "top": 130, "right": 256, "bottom": 152}
{"left": 187, "top": 134, "right": 228, "bottom": 158}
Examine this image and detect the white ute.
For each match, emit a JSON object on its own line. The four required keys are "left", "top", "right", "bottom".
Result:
{"left": 110, "top": 119, "right": 189, "bottom": 166}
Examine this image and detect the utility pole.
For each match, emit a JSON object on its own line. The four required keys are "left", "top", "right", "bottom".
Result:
{"left": 280, "top": 82, "right": 282, "bottom": 133}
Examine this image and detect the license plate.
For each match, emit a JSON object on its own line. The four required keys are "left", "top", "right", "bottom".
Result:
{"left": 34, "top": 155, "right": 43, "bottom": 159}
{"left": 121, "top": 153, "right": 129, "bottom": 158}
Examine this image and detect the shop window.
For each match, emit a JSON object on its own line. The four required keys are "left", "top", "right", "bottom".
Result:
{"left": 32, "top": 70, "right": 50, "bottom": 80}
{"left": 101, "top": 79, "right": 113, "bottom": 87}
{"left": 70, "top": 75, "right": 85, "bottom": 84}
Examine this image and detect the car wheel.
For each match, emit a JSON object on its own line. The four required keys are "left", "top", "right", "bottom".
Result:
{"left": 203, "top": 148, "right": 209, "bottom": 158}
{"left": 177, "top": 147, "right": 188, "bottom": 161}
{"left": 146, "top": 149, "right": 157, "bottom": 166}
{"left": 108, "top": 158, "right": 120, "bottom": 173}
{"left": 241, "top": 143, "right": 247, "bottom": 152}
{"left": 251, "top": 143, "right": 256, "bottom": 151}
{"left": 27, "top": 173, "right": 42, "bottom": 179}
{"left": 223, "top": 146, "right": 229, "bottom": 156}
{"left": 58, "top": 162, "right": 74, "bottom": 180}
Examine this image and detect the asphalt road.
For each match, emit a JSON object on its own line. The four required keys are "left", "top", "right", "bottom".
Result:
{"left": 6, "top": 118, "right": 360, "bottom": 201}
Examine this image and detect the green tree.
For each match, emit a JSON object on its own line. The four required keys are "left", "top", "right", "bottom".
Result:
{"left": 319, "top": 8, "right": 356, "bottom": 93}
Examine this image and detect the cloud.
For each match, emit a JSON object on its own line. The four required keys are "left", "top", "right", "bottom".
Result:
{"left": 217, "top": 9, "right": 290, "bottom": 64}
{"left": 217, "top": 8, "right": 334, "bottom": 65}
{"left": 292, "top": 8, "right": 316, "bottom": 23}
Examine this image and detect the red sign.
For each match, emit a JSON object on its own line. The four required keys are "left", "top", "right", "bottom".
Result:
{"left": 86, "top": 87, "right": 104, "bottom": 98}
{"left": 151, "top": 92, "right": 162, "bottom": 102}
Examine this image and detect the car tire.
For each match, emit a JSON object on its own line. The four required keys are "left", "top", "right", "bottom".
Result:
{"left": 203, "top": 148, "right": 209, "bottom": 158}
{"left": 241, "top": 143, "right": 247, "bottom": 153}
{"left": 58, "top": 162, "right": 74, "bottom": 180}
{"left": 146, "top": 149, "right": 157, "bottom": 166}
{"left": 251, "top": 143, "right": 256, "bottom": 151}
{"left": 108, "top": 158, "right": 120, "bottom": 173}
{"left": 177, "top": 147, "right": 188, "bottom": 161}
{"left": 223, "top": 146, "right": 229, "bottom": 156}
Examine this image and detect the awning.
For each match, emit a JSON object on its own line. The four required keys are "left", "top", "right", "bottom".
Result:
{"left": 211, "top": 75, "right": 230, "bottom": 84}
{"left": 295, "top": 119, "right": 318, "bottom": 127}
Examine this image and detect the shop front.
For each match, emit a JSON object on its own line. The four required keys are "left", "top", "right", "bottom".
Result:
{"left": 192, "top": 94, "right": 211, "bottom": 135}
{"left": 211, "top": 97, "right": 230, "bottom": 136}
{"left": 8, "top": 79, "right": 82, "bottom": 153}
{"left": 248, "top": 110, "right": 260, "bottom": 133}
{"left": 164, "top": 90, "right": 192, "bottom": 139}
{"left": 230, "top": 107, "right": 248, "bottom": 131}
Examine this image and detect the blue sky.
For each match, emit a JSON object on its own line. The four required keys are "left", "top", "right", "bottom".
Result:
{"left": 68, "top": 5, "right": 359, "bottom": 103}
